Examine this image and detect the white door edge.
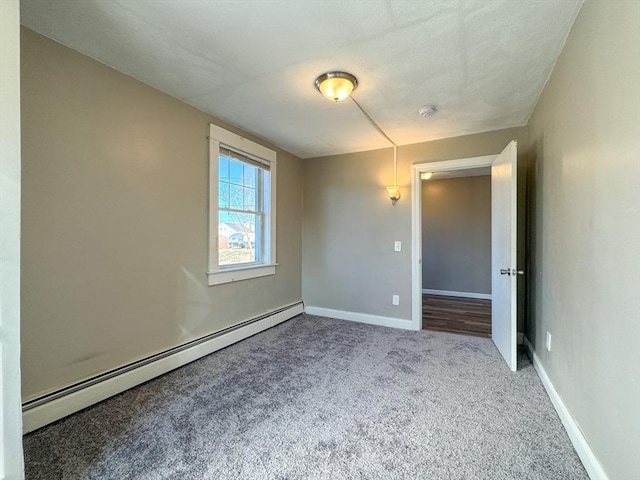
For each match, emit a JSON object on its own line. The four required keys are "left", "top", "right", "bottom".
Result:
{"left": 490, "top": 140, "right": 518, "bottom": 371}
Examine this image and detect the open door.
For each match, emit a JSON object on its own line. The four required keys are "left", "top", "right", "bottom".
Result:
{"left": 491, "top": 141, "right": 518, "bottom": 371}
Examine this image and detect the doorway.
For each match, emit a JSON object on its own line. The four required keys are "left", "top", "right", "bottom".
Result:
{"left": 411, "top": 142, "right": 519, "bottom": 371}
{"left": 410, "top": 154, "right": 496, "bottom": 330}
{"left": 420, "top": 171, "right": 492, "bottom": 337}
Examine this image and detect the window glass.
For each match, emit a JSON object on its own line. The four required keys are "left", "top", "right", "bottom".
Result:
{"left": 217, "top": 153, "right": 266, "bottom": 267}
{"left": 219, "top": 156, "right": 229, "bottom": 183}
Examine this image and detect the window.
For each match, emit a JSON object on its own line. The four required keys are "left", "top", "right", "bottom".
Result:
{"left": 208, "top": 124, "right": 277, "bottom": 285}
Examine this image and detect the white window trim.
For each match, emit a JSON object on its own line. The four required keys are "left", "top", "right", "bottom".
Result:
{"left": 207, "top": 123, "right": 277, "bottom": 286}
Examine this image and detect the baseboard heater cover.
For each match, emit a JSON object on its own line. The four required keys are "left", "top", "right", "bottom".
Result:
{"left": 22, "top": 301, "right": 304, "bottom": 434}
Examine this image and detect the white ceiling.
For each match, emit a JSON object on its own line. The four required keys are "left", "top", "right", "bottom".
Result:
{"left": 21, "top": 0, "right": 583, "bottom": 159}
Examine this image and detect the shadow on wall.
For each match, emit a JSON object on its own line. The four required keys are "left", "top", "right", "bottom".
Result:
{"left": 525, "top": 134, "right": 543, "bottom": 347}
{"left": 176, "top": 266, "right": 214, "bottom": 342}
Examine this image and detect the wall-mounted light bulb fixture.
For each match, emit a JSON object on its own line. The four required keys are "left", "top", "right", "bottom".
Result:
{"left": 386, "top": 185, "right": 401, "bottom": 205}
{"left": 385, "top": 145, "right": 400, "bottom": 206}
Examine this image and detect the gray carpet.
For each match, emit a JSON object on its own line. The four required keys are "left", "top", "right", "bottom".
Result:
{"left": 24, "top": 314, "right": 588, "bottom": 479}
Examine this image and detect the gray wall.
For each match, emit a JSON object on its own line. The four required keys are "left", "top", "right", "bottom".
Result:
{"left": 20, "top": 29, "right": 303, "bottom": 401}
{"left": 303, "top": 127, "right": 528, "bottom": 323}
{"left": 422, "top": 176, "right": 491, "bottom": 294}
{"left": 526, "top": 1, "right": 640, "bottom": 478}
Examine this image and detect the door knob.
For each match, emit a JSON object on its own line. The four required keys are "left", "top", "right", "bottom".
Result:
{"left": 500, "top": 268, "right": 524, "bottom": 276}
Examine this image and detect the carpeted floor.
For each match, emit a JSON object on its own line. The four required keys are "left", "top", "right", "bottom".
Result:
{"left": 23, "top": 314, "right": 588, "bottom": 479}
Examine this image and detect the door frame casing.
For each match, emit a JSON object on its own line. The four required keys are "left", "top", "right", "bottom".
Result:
{"left": 411, "top": 155, "right": 497, "bottom": 331}
{"left": 0, "top": 0, "right": 24, "bottom": 476}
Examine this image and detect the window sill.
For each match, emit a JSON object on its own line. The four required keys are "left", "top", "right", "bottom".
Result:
{"left": 207, "top": 264, "right": 277, "bottom": 286}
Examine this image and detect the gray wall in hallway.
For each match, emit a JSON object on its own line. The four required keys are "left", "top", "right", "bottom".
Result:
{"left": 422, "top": 176, "right": 491, "bottom": 295}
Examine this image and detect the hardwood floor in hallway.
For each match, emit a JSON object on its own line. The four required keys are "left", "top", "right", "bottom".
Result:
{"left": 422, "top": 294, "right": 491, "bottom": 338}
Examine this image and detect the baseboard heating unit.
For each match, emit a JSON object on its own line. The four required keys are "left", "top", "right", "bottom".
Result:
{"left": 22, "top": 301, "right": 304, "bottom": 433}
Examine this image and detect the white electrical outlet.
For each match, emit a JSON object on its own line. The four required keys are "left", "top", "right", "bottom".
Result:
{"left": 545, "top": 331, "right": 552, "bottom": 352}
{"left": 392, "top": 295, "right": 400, "bottom": 305}
{"left": 394, "top": 241, "right": 401, "bottom": 252}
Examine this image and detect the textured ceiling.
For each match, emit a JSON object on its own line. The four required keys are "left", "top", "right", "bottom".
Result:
{"left": 21, "top": 0, "right": 583, "bottom": 159}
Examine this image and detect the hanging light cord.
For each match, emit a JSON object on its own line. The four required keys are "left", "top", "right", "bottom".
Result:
{"left": 349, "top": 97, "right": 398, "bottom": 186}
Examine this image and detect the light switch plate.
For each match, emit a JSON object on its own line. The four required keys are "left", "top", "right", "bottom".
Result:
{"left": 394, "top": 241, "right": 401, "bottom": 252}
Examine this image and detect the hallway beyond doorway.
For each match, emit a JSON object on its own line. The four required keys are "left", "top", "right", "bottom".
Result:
{"left": 422, "top": 294, "right": 491, "bottom": 338}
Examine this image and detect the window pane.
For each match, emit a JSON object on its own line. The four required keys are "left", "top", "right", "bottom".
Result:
{"left": 244, "top": 187, "right": 256, "bottom": 211}
{"left": 229, "top": 159, "right": 243, "bottom": 185}
{"left": 264, "top": 170, "right": 271, "bottom": 195}
{"left": 218, "top": 211, "right": 258, "bottom": 266}
{"left": 243, "top": 164, "right": 257, "bottom": 188}
{"left": 218, "top": 182, "right": 229, "bottom": 208}
{"left": 230, "top": 184, "right": 243, "bottom": 209}
{"left": 219, "top": 155, "right": 229, "bottom": 182}
{"left": 253, "top": 215, "right": 262, "bottom": 262}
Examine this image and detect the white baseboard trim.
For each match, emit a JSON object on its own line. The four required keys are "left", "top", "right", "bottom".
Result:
{"left": 305, "top": 306, "right": 415, "bottom": 331}
{"left": 524, "top": 337, "right": 608, "bottom": 480}
{"left": 22, "top": 301, "right": 304, "bottom": 434}
{"left": 422, "top": 289, "right": 491, "bottom": 300}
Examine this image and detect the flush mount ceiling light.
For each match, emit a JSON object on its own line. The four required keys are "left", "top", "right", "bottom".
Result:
{"left": 418, "top": 105, "right": 437, "bottom": 118}
{"left": 315, "top": 71, "right": 358, "bottom": 102}
{"left": 421, "top": 172, "right": 433, "bottom": 180}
